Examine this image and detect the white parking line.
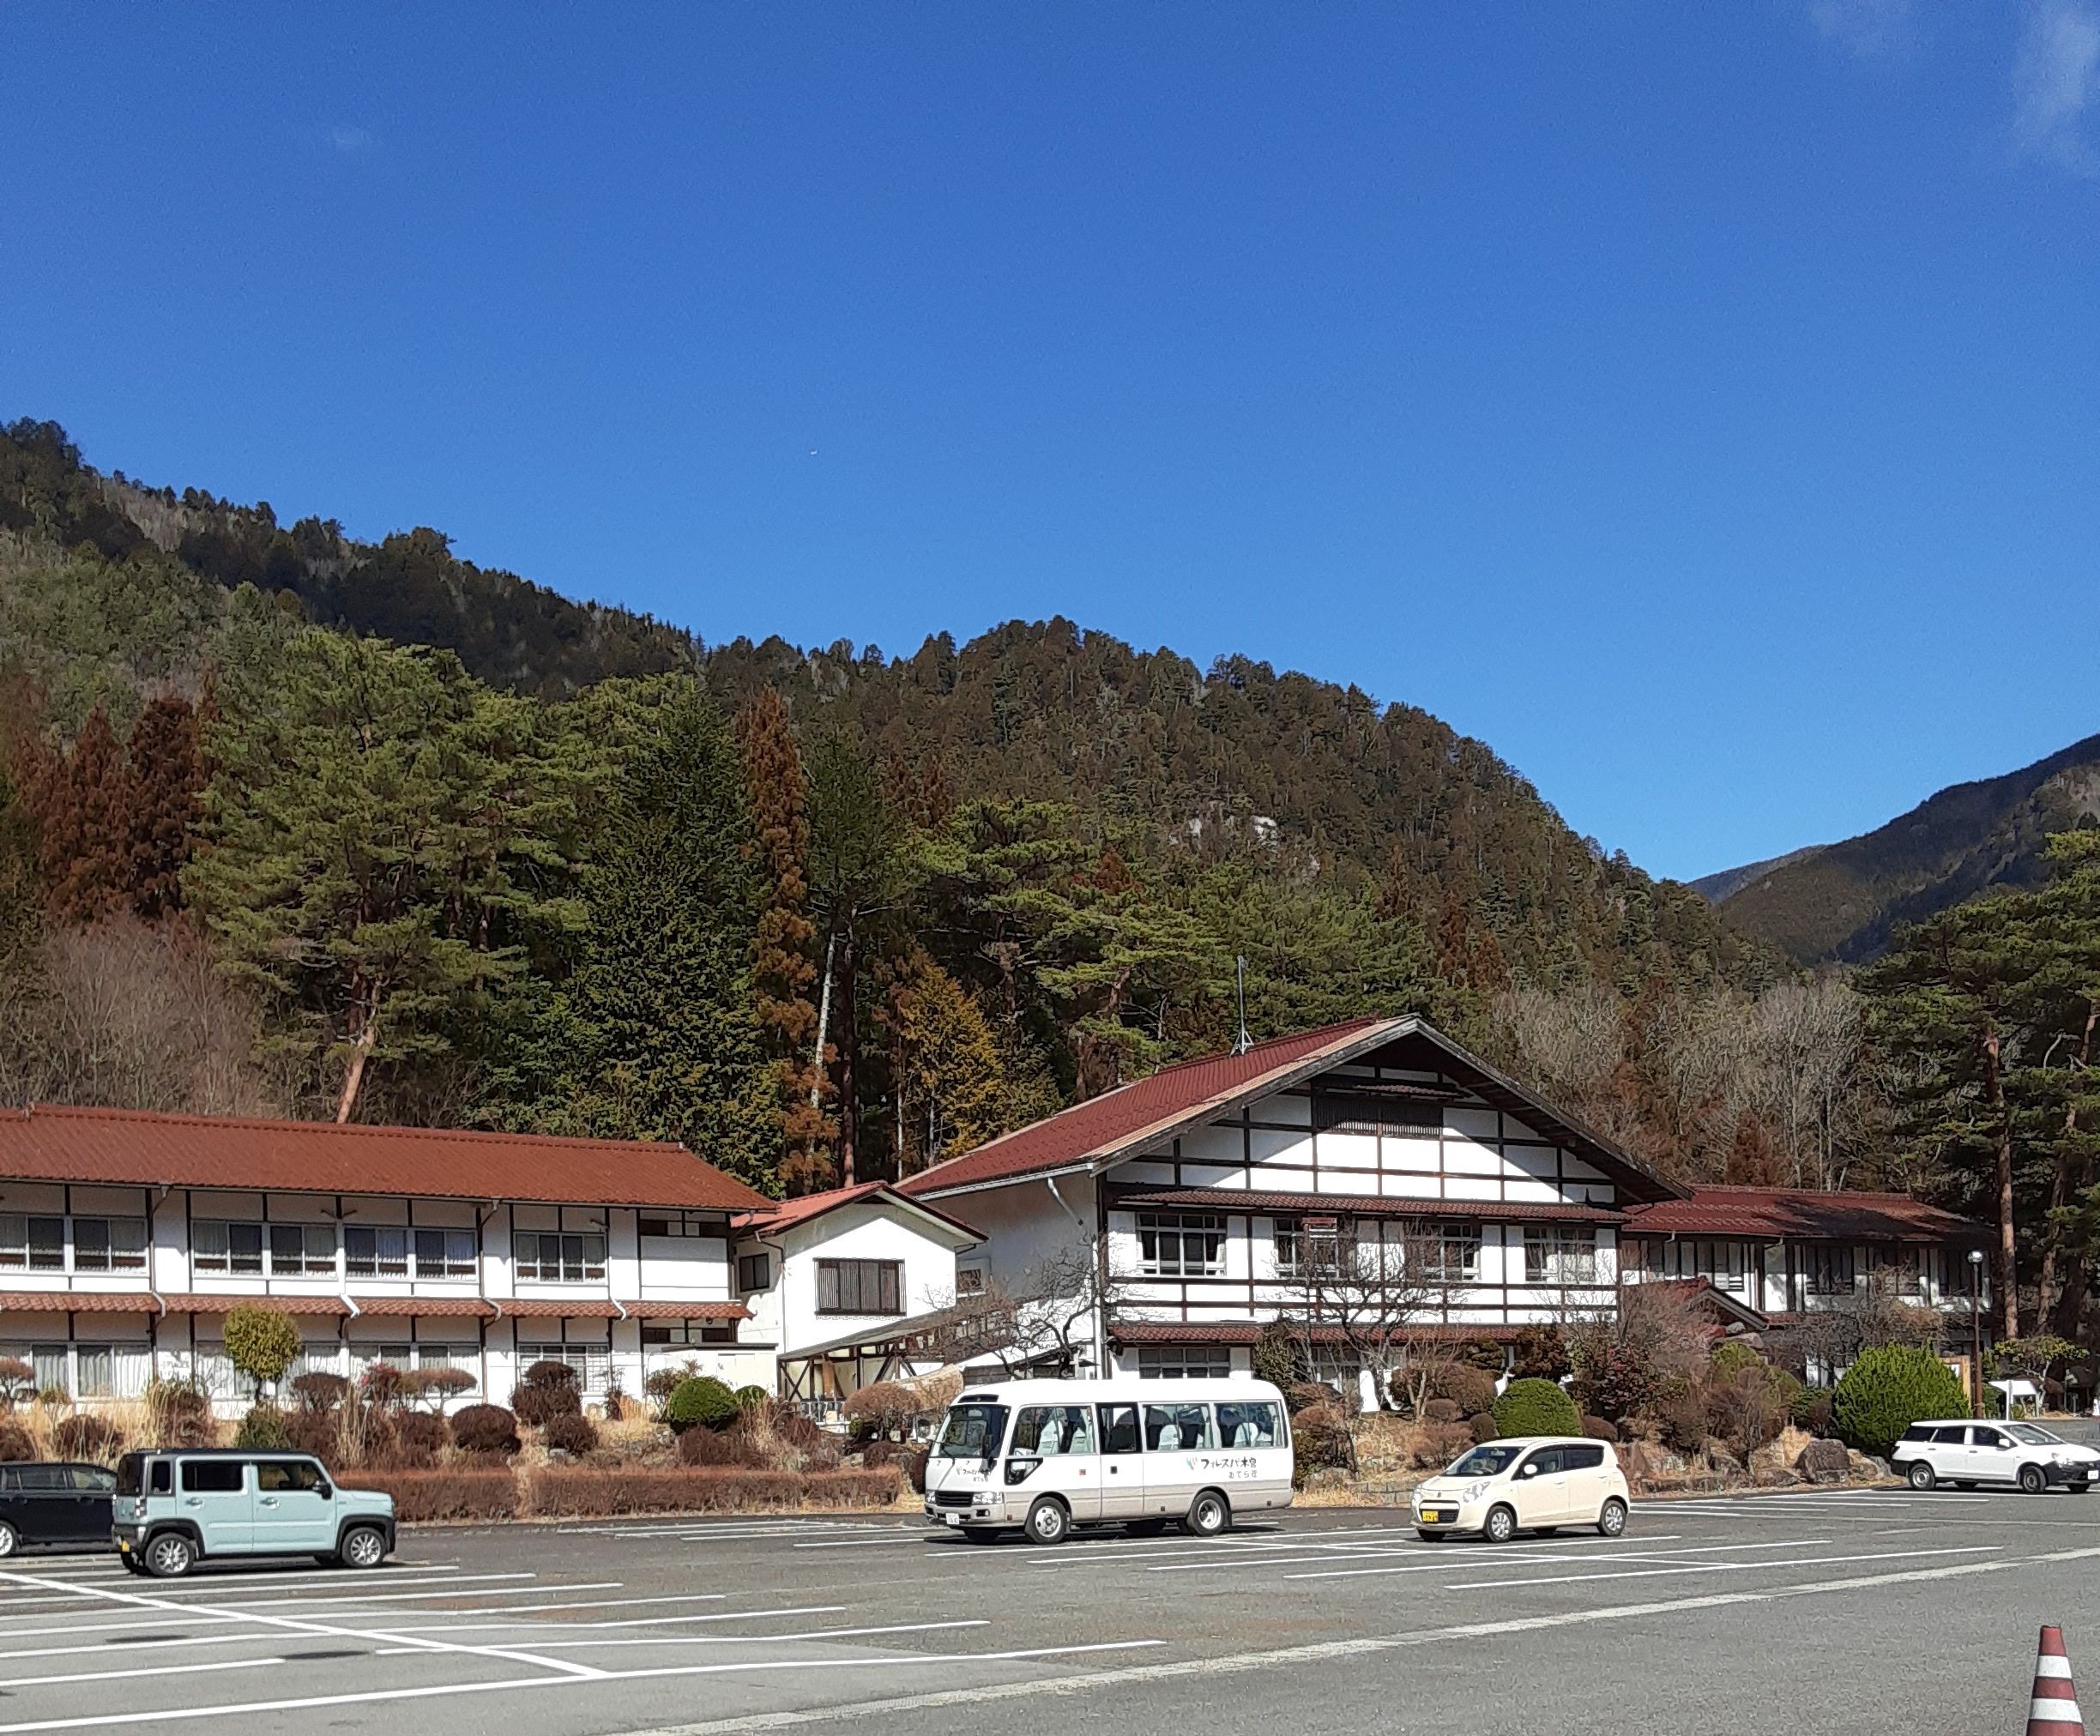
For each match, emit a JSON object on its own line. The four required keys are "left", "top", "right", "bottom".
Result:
{"left": 0, "top": 1633, "right": 305, "bottom": 1664}
{"left": 1154, "top": 1534, "right": 1687, "bottom": 1579}
{"left": 1440, "top": 1543, "right": 1999, "bottom": 1590}
{"left": 358, "top": 1591, "right": 726, "bottom": 1621}
{"left": 383, "top": 1606, "right": 848, "bottom": 1635}
{"left": 425, "top": 1619, "right": 994, "bottom": 1652}
{"left": 792, "top": 1536, "right": 944, "bottom": 1550}
{"left": 181, "top": 1579, "right": 623, "bottom": 1611}
{"left": 0, "top": 1655, "right": 287, "bottom": 1691}
{"left": 141, "top": 1570, "right": 538, "bottom": 1598}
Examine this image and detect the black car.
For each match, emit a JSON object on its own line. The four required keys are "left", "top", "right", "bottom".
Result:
{"left": 0, "top": 1461, "right": 118, "bottom": 1556}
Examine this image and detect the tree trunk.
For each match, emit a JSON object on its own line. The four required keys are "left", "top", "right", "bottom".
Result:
{"left": 2047, "top": 1000, "right": 2099, "bottom": 1341}
{"left": 335, "top": 1013, "right": 377, "bottom": 1124}
{"left": 809, "top": 931, "right": 836, "bottom": 1111}
{"left": 1983, "top": 1026, "right": 2019, "bottom": 1340}
{"left": 837, "top": 921, "right": 860, "bottom": 1186}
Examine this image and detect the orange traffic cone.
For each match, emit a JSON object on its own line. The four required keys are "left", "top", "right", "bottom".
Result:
{"left": 2030, "top": 1626, "right": 2085, "bottom": 1735}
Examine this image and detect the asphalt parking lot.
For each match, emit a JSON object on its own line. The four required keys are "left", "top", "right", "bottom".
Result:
{"left": 3, "top": 1488, "right": 2098, "bottom": 1736}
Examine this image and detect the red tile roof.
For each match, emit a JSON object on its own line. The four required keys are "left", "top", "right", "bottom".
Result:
{"left": 897, "top": 1020, "right": 1387, "bottom": 1197}
{"left": 740, "top": 1182, "right": 981, "bottom": 1242}
{"left": 898, "top": 1016, "right": 1685, "bottom": 1203}
{"left": 0, "top": 1104, "right": 770, "bottom": 1212}
{"left": 1109, "top": 1188, "right": 1626, "bottom": 1224}
{"left": 1626, "top": 1186, "right": 1983, "bottom": 1245}
{"left": 0, "top": 1291, "right": 750, "bottom": 1321}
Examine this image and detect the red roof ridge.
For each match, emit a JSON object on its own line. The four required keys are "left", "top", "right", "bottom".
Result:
{"left": 1656, "top": 1183, "right": 1944, "bottom": 1206}
{"left": 8, "top": 1100, "right": 695, "bottom": 1158}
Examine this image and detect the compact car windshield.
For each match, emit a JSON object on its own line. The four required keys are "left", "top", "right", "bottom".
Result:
{"left": 1448, "top": 1444, "right": 1524, "bottom": 1477}
{"left": 936, "top": 1404, "right": 1010, "bottom": 1459}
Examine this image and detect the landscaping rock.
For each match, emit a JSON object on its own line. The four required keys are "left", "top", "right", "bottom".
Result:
{"left": 1621, "top": 1440, "right": 1688, "bottom": 1481}
{"left": 1795, "top": 1438, "right": 1851, "bottom": 1483}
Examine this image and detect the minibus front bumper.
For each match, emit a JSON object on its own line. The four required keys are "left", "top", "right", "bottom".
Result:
{"left": 925, "top": 1491, "right": 1008, "bottom": 1528}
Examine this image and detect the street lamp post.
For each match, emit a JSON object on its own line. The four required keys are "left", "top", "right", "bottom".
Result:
{"left": 1969, "top": 1248, "right": 1986, "bottom": 1414}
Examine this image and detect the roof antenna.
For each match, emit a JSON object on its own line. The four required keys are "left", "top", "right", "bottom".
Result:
{"left": 1233, "top": 955, "right": 1252, "bottom": 1056}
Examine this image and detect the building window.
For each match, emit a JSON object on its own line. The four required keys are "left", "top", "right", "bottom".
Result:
{"left": 414, "top": 1343, "right": 479, "bottom": 1372}
{"left": 413, "top": 1228, "right": 477, "bottom": 1280}
{"left": 0, "top": 1216, "right": 73, "bottom": 1272}
{"left": 517, "top": 1342, "right": 609, "bottom": 1391}
{"left": 24, "top": 1342, "right": 148, "bottom": 1400}
{"left": 1137, "top": 1213, "right": 1226, "bottom": 1278}
{"left": 266, "top": 1224, "right": 338, "bottom": 1277}
{"left": 639, "top": 1212, "right": 721, "bottom": 1239}
{"left": 344, "top": 1226, "right": 410, "bottom": 1278}
{"left": 955, "top": 1267, "right": 986, "bottom": 1296}
{"left": 1523, "top": 1227, "right": 1598, "bottom": 1286}
{"left": 640, "top": 1319, "right": 738, "bottom": 1347}
{"left": 513, "top": 1232, "right": 606, "bottom": 1283}
{"left": 191, "top": 1221, "right": 265, "bottom": 1276}
{"left": 1135, "top": 1344, "right": 1233, "bottom": 1379}
{"left": 1420, "top": 1225, "right": 1481, "bottom": 1285}
{"left": 1871, "top": 1245, "right": 1925, "bottom": 1296}
{"left": 1311, "top": 1094, "right": 1444, "bottom": 1135}
{"left": 736, "top": 1252, "right": 771, "bottom": 1293}
{"left": 1806, "top": 1245, "right": 1856, "bottom": 1296}
{"left": 71, "top": 1218, "right": 148, "bottom": 1273}
{"left": 1656, "top": 1238, "right": 1748, "bottom": 1294}
{"left": 816, "top": 1259, "right": 902, "bottom": 1316}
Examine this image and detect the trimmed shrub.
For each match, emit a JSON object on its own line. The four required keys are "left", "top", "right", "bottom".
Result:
{"left": 1511, "top": 1323, "right": 1572, "bottom": 1383}
{"left": 52, "top": 1414, "right": 123, "bottom": 1462}
{"left": 1657, "top": 1386, "right": 1710, "bottom": 1454}
{"left": 1793, "top": 1389, "right": 1836, "bottom": 1437}
{"left": 1467, "top": 1412, "right": 1500, "bottom": 1444}
{"left": 450, "top": 1403, "right": 521, "bottom": 1456}
{"left": 678, "top": 1421, "right": 765, "bottom": 1468}
{"left": 1290, "top": 1403, "right": 1354, "bottom": 1486}
{"left": 1832, "top": 1345, "right": 1969, "bottom": 1459}
{"left": 1457, "top": 1337, "right": 1508, "bottom": 1374}
{"left": 1410, "top": 1422, "right": 1475, "bottom": 1469}
{"left": 734, "top": 1384, "right": 769, "bottom": 1411}
{"left": 145, "top": 1380, "right": 215, "bottom": 1449}
{"left": 407, "top": 1367, "right": 478, "bottom": 1411}
{"left": 527, "top": 1466, "right": 904, "bottom": 1518}
{"left": 511, "top": 1360, "right": 583, "bottom": 1426}
{"left": 234, "top": 1404, "right": 291, "bottom": 1450}
{"left": 1708, "top": 1341, "right": 1767, "bottom": 1381}
{"left": 1582, "top": 1415, "right": 1620, "bottom": 1444}
{"left": 290, "top": 1371, "right": 350, "bottom": 1413}
{"left": 223, "top": 1305, "right": 302, "bottom": 1398}
{"left": 842, "top": 1380, "right": 920, "bottom": 1441}
{"left": 1284, "top": 1380, "right": 1337, "bottom": 1415}
{"left": 353, "top": 1468, "right": 521, "bottom": 1522}
{"left": 394, "top": 1410, "right": 448, "bottom": 1462}
{"left": 1252, "top": 1317, "right": 1311, "bottom": 1390}
{"left": 665, "top": 1376, "right": 739, "bottom": 1435}
{"left": 1427, "top": 1364, "right": 1498, "bottom": 1416}
{"left": 360, "top": 1362, "right": 408, "bottom": 1410}
{"left": 286, "top": 1408, "right": 344, "bottom": 1463}
{"left": 1490, "top": 1377, "right": 1580, "bottom": 1438}
{"left": 1422, "top": 1397, "right": 1463, "bottom": 1425}
{"left": 0, "top": 1418, "right": 34, "bottom": 1460}
{"left": 0, "top": 1355, "right": 34, "bottom": 1405}
{"left": 902, "top": 1444, "right": 929, "bottom": 1494}
{"left": 543, "top": 1412, "right": 600, "bottom": 1456}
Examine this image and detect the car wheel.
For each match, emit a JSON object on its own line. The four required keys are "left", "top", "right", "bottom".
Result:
{"left": 1907, "top": 1461, "right": 1936, "bottom": 1492}
{"left": 1597, "top": 1498, "right": 1629, "bottom": 1539}
{"left": 1125, "top": 1519, "right": 1169, "bottom": 1538}
{"left": 1183, "top": 1490, "right": 1231, "bottom": 1538}
{"left": 340, "top": 1526, "right": 388, "bottom": 1570}
{"left": 1483, "top": 1504, "right": 1517, "bottom": 1544}
{"left": 1023, "top": 1498, "right": 1071, "bottom": 1546}
{"left": 2019, "top": 1464, "right": 2049, "bottom": 1495}
{"left": 1415, "top": 1528, "right": 1447, "bottom": 1542}
{"left": 143, "top": 1532, "right": 196, "bottom": 1579}
{"left": 2073, "top": 1484, "right": 2093, "bottom": 1495}
{"left": 0, "top": 1520, "right": 17, "bottom": 1559}
{"left": 121, "top": 1555, "right": 148, "bottom": 1576}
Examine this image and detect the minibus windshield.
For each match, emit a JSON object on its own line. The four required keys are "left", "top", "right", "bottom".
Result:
{"left": 936, "top": 1402, "right": 1010, "bottom": 1460}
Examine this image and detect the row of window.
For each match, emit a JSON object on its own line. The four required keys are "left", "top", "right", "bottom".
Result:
{"left": 989, "top": 1398, "right": 1284, "bottom": 1456}
{"left": 0, "top": 1215, "right": 148, "bottom": 1273}
{"left": 1137, "top": 1214, "right": 1602, "bottom": 1285}
{"left": 1635, "top": 1239, "right": 1928, "bottom": 1297}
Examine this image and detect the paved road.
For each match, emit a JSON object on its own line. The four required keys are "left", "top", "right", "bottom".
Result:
{"left": 1, "top": 1489, "right": 2097, "bottom": 1734}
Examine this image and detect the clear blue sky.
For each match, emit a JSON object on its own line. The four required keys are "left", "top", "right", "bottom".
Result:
{"left": 6, "top": 3, "right": 2097, "bottom": 882}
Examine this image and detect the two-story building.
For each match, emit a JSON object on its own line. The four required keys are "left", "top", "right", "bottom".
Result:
{"left": 894, "top": 1016, "right": 1687, "bottom": 1393}
{"left": 0, "top": 1106, "right": 979, "bottom": 1414}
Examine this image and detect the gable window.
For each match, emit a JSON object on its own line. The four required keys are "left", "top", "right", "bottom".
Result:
{"left": 513, "top": 1232, "right": 606, "bottom": 1283}
{"left": 1523, "top": 1227, "right": 1598, "bottom": 1286}
{"left": 1137, "top": 1213, "right": 1226, "bottom": 1278}
{"left": 639, "top": 1212, "right": 721, "bottom": 1239}
{"left": 955, "top": 1267, "right": 986, "bottom": 1295}
{"left": 1311, "top": 1094, "right": 1445, "bottom": 1136}
{"left": 1420, "top": 1225, "right": 1481, "bottom": 1285}
{"left": 817, "top": 1259, "right": 902, "bottom": 1316}
{"left": 736, "top": 1251, "right": 771, "bottom": 1293}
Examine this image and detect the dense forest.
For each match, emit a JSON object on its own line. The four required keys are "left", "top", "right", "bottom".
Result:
{"left": 3, "top": 415, "right": 2096, "bottom": 1345}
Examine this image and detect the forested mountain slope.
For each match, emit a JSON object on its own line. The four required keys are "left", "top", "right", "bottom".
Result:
{"left": 1707, "top": 735, "right": 2100, "bottom": 964}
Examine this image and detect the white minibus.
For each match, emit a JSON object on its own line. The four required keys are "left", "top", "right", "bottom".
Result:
{"left": 921, "top": 1376, "right": 1294, "bottom": 1545}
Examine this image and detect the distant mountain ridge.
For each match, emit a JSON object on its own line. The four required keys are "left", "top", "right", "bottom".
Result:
{"left": 1705, "top": 734, "right": 2100, "bottom": 963}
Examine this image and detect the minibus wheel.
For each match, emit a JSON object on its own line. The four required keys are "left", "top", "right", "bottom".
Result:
{"left": 1182, "top": 1489, "right": 1231, "bottom": 1538}
{"left": 1023, "top": 1498, "right": 1071, "bottom": 1546}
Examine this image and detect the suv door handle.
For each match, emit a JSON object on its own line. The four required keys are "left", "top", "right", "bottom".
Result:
{"left": 184, "top": 1497, "right": 202, "bottom": 1507}
{"left": 257, "top": 1498, "right": 279, "bottom": 1508}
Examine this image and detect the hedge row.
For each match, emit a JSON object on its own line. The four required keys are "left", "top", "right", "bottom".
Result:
{"left": 526, "top": 1467, "right": 904, "bottom": 1518}
{"left": 347, "top": 1468, "right": 522, "bottom": 1522}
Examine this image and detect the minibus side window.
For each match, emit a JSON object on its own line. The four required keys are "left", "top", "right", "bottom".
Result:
{"left": 1216, "top": 1401, "right": 1280, "bottom": 1449}
{"left": 1013, "top": 1405, "right": 1095, "bottom": 1456}
{"left": 1098, "top": 1404, "right": 1141, "bottom": 1454}
{"left": 1143, "top": 1403, "right": 1216, "bottom": 1451}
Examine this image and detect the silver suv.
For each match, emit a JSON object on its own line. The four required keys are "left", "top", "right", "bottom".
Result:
{"left": 112, "top": 1450, "right": 397, "bottom": 1577}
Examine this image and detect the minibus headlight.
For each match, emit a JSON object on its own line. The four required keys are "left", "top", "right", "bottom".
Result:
{"left": 1005, "top": 1457, "right": 1041, "bottom": 1486}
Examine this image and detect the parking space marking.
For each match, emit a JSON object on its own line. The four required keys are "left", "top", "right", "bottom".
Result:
{"left": 355, "top": 1591, "right": 727, "bottom": 1620}
{"left": 136, "top": 1570, "right": 540, "bottom": 1598}
{"left": 1156, "top": 1533, "right": 1688, "bottom": 1578}
{"left": 0, "top": 1656, "right": 289, "bottom": 1691}
{"left": 383, "top": 1606, "right": 848, "bottom": 1635}
{"left": 0, "top": 1634, "right": 299, "bottom": 1664}
{"left": 1440, "top": 1542, "right": 1999, "bottom": 1590}
{"left": 175, "top": 1579, "right": 625, "bottom": 1611}
{"left": 503, "top": 1618, "right": 995, "bottom": 1650}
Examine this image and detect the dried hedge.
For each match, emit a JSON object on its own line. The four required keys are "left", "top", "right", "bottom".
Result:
{"left": 350, "top": 1468, "right": 522, "bottom": 1522}
{"left": 527, "top": 1466, "right": 903, "bottom": 1519}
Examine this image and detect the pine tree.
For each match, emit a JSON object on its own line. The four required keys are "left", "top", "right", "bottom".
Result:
{"left": 737, "top": 687, "right": 831, "bottom": 1192}
{"left": 880, "top": 949, "right": 1010, "bottom": 1173}
{"left": 28, "top": 704, "right": 135, "bottom": 925}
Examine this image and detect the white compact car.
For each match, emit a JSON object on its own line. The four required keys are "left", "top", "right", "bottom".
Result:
{"left": 1891, "top": 1420, "right": 2100, "bottom": 1493}
{"left": 1412, "top": 1437, "right": 1630, "bottom": 1543}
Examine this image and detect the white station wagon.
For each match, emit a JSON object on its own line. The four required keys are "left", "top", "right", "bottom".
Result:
{"left": 1892, "top": 1420, "right": 2100, "bottom": 1494}
{"left": 1413, "top": 1437, "right": 1631, "bottom": 1543}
